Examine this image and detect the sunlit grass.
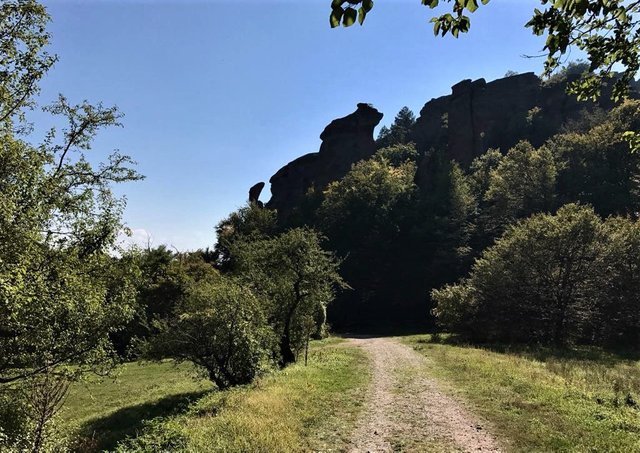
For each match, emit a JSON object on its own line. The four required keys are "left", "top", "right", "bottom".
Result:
{"left": 403, "top": 334, "right": 640, "bottom": 452}
{"left": 60, "top": 339, "right": 368, "bottom": 452}
{"left": 62, "top": 361, "right": 212, "bottom": 451}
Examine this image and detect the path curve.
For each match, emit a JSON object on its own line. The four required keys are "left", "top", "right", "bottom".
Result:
{"left": 347, "top": 337, "right": 501, "bottom": 453}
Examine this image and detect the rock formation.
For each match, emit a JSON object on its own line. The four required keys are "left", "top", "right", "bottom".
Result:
{"left": 413, "top": 72, "right": 626, "bottom": 184}
{"left": 248, "top": 182, "right": 265, "bottom": 206}
{"left": 256, "top": 72, "right": 636, "bottom": 217}
{"left": 265, "top": 103, "right": 383, "bottom": 218}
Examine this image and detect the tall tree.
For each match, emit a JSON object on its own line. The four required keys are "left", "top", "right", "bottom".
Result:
{"left": 0, "top": 0, "right": 56, "bottom": 129}
{"left": 376, "top": 106, "right": 417, "bottom": 149}
{"left": 233, "top": 228, "right": 345, "bottom": 366}
{"left": 482, "top": 141, "right": 557, "bottom": 233}
{"left": 0, "top": 2, "right": 142, "bottom": 448}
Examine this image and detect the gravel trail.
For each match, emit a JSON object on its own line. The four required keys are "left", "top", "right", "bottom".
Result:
{"left": 347, "top": 337, "right": 502, "bottom": 453}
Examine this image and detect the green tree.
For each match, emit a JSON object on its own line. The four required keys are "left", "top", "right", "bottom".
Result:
{"left": 468, "top": 148, "right": 503, "bottom": 201}
{"left": 233, "top": 228, "right": 345, "bottom": 366}
{"left": 317, "top": 149, "right": 418, "bottom": 328}
{"left": 410, "top": 149, "right": 476, "bottom": 309}
{"left": 330, "top": 0, "right": 640, "bottom": 101}
{"left": 376, "top": 106, "right": 417, "bottom": 149}
{"left": 433, "top": 204, "right": 603, "bottom": 345}
{"left": 0, "top": 0, "right": 56, "bottom": 129}
{"left": 549, "top": 100, "right": 640, "bottom": 217}
{"left": 143, "top": 276, "right": 272, "bottom": 389}
{"left": 319, "top": 147, "right": 417, "bottom": 253}
{"left": 111, "top": 248, "right": 226, "bottom": 357}
{"left": 0, "top": 2, "right": 142, "bottom": 448}
{"left": 213, "top": 202, "right": 278, "bottom": 272}
{"left": 593, "top": 217, "right": 640, "bottom": 348}
{"left": 483, "top": 141, "right": 557, "bottom": 233}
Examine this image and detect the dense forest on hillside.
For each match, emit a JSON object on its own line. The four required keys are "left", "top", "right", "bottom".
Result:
{"left": 215, "top": 70, "right": 640, "bottom": 339}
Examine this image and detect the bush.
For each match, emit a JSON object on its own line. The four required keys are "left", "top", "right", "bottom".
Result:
{"left": 433, "top": 204, "right": 604, "bottom": 345}
{"left": 144, "top": 277, "right": 273, "bottom": 389}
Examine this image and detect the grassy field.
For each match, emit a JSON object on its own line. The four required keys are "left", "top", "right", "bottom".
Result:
{"left": 63, "top": 338, "right": 369, "bottom": 452}
{"left": 62, "top": 361, "right": 213, "bottom": 451}
{"left": 403, "top": 335, "right": 640, "bottom": 452}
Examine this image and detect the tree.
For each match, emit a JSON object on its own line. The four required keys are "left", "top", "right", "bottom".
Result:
{"left": 0, "top": 2, "right": 142, "bottom": 449}
{"left": 0, "top": 0, "right": 56, "bottom": 129}
{"left": 549, "top": 100, "right": 640, "bottom": 217}
{"left": 433, "top": 204, "right": 604, "bottom": 345}
{"left": 409, "top": 149, "right": 476, "bottom": 313}
{"left": 111, "top": 248, "right": 226, "bottom": 357}
{"left": 319, "top": 149, "right": 417, "bottom": 252}
{"left": 143, "top": 276, "right": 272, "bottom": 389}
{"left": 376, "top": 106, "right": 416, "bottom": 149}
{"left": 317, "top": 148, "right": 418, "bottom": 328}
{"left": 233, "top": 228, "right": 345, "bottom": 366}
{"left": 330, "top": 0, "right": 640, "bottom": 101}
{"left": 482, "top": 141, "right": 557, "bottom": 233}
{"left": 0, "top": 102, "right": 141, "bottom": 382}
{"left": 592, "top": 217, "right": 640, "bottom": 348}
{"left": 213, "top": 202, "right": 278, "bottom": 272}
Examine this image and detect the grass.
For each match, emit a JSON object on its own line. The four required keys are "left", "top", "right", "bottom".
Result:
{"left": 62, "top": 361, "right": 213, "bottom": 451}
{"left": 403, "top": 334, "right": 640, "bottom": 452}
{"left": 64, "top": 338, "right": 369, "bottom": 452}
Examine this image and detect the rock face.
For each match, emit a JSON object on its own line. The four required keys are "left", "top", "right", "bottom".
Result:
{"left": 248, "top": 182, "right": 265, "bottom": 206}
{"left": 259, "top": 73, "right": 634, "bottom": 217}
{"left": 266, "top": 103, "right": 383, "bottom": 218}
{"left": 413, "top": 72, "right": 621, "bottom": 176}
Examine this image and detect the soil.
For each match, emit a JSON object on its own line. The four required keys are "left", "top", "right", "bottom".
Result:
{"left": 346, "top": 337, "right": 502, "bottom": 453}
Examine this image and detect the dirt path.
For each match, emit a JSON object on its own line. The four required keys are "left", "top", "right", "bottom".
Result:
{"left": 347, "top": 337, "right": 501, "bottom": 453}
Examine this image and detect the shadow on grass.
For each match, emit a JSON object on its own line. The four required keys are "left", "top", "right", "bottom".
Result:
{"left": 415, "top": 333, "right": 640, "bottom": 364}
{"left": 72, "top": 390, "right": 210, "bottom": 452}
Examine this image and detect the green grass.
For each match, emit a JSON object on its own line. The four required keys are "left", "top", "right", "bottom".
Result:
{"left": 63, "top": 338, "right": 369, "bottom": 452}
{"left": 403, "top": 334, "right": 640, "bottom": 452}
{"left": 62, "top": 361, "right": 213, "bottom": 451}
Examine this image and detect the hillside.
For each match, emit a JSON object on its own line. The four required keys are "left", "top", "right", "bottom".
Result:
{"left": 242, "top": 71, "right": 640, "bottom": 331}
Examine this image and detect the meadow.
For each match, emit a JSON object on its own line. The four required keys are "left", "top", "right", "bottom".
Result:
{"left": 62, "top": 338, "right": 369, "bottom": 452}
{"left": 405, "top": 335, "right": 640, "bottom": 452}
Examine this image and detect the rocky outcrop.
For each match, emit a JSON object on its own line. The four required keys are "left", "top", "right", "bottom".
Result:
{"left": 265, "top": 103, "right": 383, "bottom": 218}
{"left": 413, "top": 72, "right": 623, "bottom": 171}
{"left": 248, "top": 182, "right": 265, "bottom": 206}
{"left": 257, "top": 73, "right": 635, "bottom": 217}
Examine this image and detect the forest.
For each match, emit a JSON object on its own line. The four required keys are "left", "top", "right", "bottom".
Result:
{"left": 2, "top": 0, "right": 640, "bottom": 452}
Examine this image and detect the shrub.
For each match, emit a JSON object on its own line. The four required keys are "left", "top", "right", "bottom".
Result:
{"left": 144, "top": 278, "right": 273, "bottom": 389}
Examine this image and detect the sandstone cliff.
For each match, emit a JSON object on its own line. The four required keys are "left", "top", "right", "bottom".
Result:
{"left": 262, "top": 103, "right": 383, "bottom": 218}
{"left": 254, "top": 72, "right": 634, "bottom": 217}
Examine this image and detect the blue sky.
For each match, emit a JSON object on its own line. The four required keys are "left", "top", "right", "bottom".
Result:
{"left": 37, "top": 0, "right": 550, "bottom": 250}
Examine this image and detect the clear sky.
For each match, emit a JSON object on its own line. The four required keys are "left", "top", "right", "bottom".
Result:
{"left": 36, "top": 0, "right": 550, "bottom": 251}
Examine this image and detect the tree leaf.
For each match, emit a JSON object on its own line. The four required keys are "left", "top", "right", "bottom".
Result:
{"left": 358, "top": 7, "right": 367, "bottom": 25}
{"left": 330, "top": 7, "right": 343, "bottom": 28}
{"left": 343, "top": 7, "right": 357, "bottom": 27}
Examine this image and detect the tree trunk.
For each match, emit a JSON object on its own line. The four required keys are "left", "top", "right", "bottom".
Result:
{"left": 554, "top": 300, "right": 568, "bottom": 347}
{"left": 279, "top": 332, "right": 296, "bottom": 368}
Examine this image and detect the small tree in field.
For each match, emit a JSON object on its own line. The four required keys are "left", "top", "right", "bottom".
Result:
{"left": 144, "top": 275, "right": 273, "bottom": 389}
{"left": 233, "top": 228, "right": 346, "bottom": 367}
